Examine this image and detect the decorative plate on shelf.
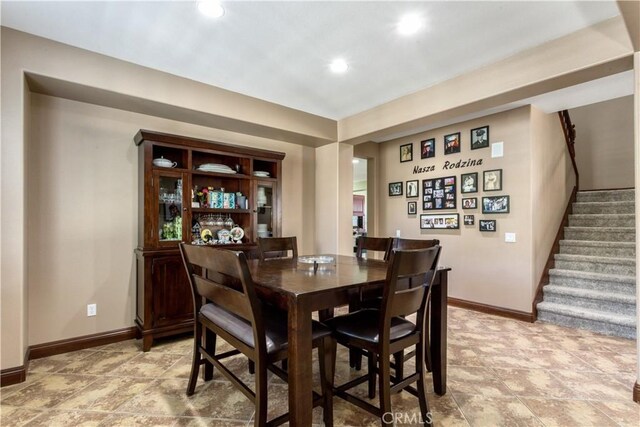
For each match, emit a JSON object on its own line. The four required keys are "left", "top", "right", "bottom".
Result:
{"left": 229, "top": 226, "right": 244, "bottom": 241}
{"left": 200, "top": 229, "right": 213, "bottom": 241}
{"left": 217, "top": 229, "right": 230, "bottom": 242}
{"left": 253, "top": 171, "right": 270, "bottom": 177}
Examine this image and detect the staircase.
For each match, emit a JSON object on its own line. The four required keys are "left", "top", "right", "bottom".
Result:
{"left": 537, "top": 189, "right": 636, "bottom": 339}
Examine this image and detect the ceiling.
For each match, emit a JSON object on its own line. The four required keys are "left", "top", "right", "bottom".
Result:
{"left": 1, "top": 1, "right": 625, "bottom": 121}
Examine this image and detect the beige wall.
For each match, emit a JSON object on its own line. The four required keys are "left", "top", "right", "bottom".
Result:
{"left": 378, "top": 107, "right": 535, "bottom": 313}
{"left": 530, "top": 107, "right": 576, "bottom": 300}
{"left": 571, "top": 96, "right": 635, "bottom": 190}
{"left": 26, "top": 94, "right": 316, "bottom": 345}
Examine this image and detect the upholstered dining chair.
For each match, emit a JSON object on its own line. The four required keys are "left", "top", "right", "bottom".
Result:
{"left": 180, "top": 244, "right": 335, "bottom": 427}
{"left": 257, "top": 236, "right": 298, "bottom": 261}
{"left": 325, "top": 246, "right": 441, "bottom": 426}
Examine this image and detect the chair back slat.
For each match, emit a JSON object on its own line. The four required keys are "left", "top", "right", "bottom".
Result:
{"left": 257, "top": 237, "right": 298, "bottom": 261}
{"left": 192, "top": 276, "right": 252, "bottom": 320}
{"left": 380, "top": 246, "right": 441, "bottom": 332}
{"left": 393, "top": 238, "right": 440, "bottom": 250}
{"left": 356, "top": 236, "right": 393, "bottom": 260}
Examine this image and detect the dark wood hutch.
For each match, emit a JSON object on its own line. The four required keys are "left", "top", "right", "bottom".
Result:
{"left": 134, "top": 130, "right": 285, "bottom": 350}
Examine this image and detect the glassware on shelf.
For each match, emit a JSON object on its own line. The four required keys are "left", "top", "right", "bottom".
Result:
{"left": 214, "top": 214, "right": 224, "bottom": 228}
{"left": 224, "top": 215, "right": 234, "bottom": 229}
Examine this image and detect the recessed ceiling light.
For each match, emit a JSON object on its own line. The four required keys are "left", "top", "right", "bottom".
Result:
{"left": 397, "top": 14, "right": 423, "bottom": 35}
{"left": 198, "top": 0, "right": 225, "bottom": 18}
{"left": 329, "top": 59, "right": 349, "bottom": 74}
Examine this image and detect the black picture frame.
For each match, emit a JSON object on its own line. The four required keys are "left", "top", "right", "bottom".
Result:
{"left": 420, "top": 213, "right": 460, "bottom": 229}
{"left": 400, "top": 143, "right": 413, "bottom": 163}
{"left": 464, "top": 215, "right": 475, "bottom": 225}
{"left": 462, "top": 197, "right": 477, "bottom": 209}
{"left": 389, "top": 182, "right": 403, "bottom": 196}
{"left": 408, "top": 201, "right": 417, "bottom": 215}
{"left": 471, "top": 125, "right": 490, "bottom": 150}
{"left": 460, "top": 172, "right": 478, "bottom": 193}
{"left": 420, "top": 138, "right": 435, "bottom": 159}
{"left": 406, "top": 180, "right": 419, "bottom": 198}
{"left": 479, "top": 219, "right": 496, "bottom": 232}
{"left": 444, "top": 132, "right": 461, "bottom": 155}
{"left": 482, "top": 195, "right": 510, "bottom": 214}
{"left": 422, "top": 176, "right": 456, "bottom": 210}
{"left": 483, "top": 169, "right": 502, "bottom": 191}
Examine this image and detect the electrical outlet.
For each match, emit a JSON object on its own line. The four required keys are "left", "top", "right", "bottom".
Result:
{"left": 87, "top": 304, "right": 97, "bottom": 317}
{"left": 396, "top": 229, "right": 401, "bottom": 237}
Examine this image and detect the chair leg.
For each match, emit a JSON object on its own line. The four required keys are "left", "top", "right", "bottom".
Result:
{"left": 203, "top": 327, "right": 216, "bottom": 381}
{"left": 378, "top": 351, "right": 393, "bottom": 427}
{"left": 416, "top": 343, "right": 432, "bottom": 425}
{"left": 351, "top": 349, "right": 363, "bottom": 370}
{"left": 319, "top": 337, "right": 336, "bottom": 427}
{"left": 393, "top": 350, "right": 404, "bottom": 385}
{"left": 368, "top": 352, "right": 377, "bottom": 399}
{"left": 248, "top": 359, "right": 255, "bottom": 374}
{"left": 187, "top": 321, "right": 203, "bottom": 396}
{"left": 281, "top": 359, "right": 288, "bottom": 371}
{"left": 253, "top": 360, "right": 269, "bottom": 427}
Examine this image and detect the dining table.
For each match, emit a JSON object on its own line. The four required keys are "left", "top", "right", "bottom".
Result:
{"left": 246, "top": 254, "right": 450, "bottom": 426}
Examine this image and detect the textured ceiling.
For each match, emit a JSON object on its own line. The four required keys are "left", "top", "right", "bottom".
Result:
{"left": 1, "top": 1, "right": 621, "bottom": 120}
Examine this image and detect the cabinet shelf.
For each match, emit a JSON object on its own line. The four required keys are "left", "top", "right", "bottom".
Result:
{"left": 192, "top": 208, "right": 251, "bottom": 214}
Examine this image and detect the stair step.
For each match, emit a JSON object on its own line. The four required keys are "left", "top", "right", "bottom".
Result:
{"left": 537, "top": 301, "right": 635, "bottom": 339}
{"left": 554, "top": 253, "right": 635, "bottom": 275}
{"left": 559, "top": 240, "right": 636, "bottom": 257}
{"left": 576, "top": 189, "right": 635, "bottom": 202}
{"left": 543, "top": 285, "right": 635, "bottom": 316}
{"left": 564, "top": 227, "right": 635, "bottom": 242}
{"left": 548, "top": 269, "right": 635, "bottom": 294}
{"left": 568, "top": 214, "right": 635, "bottom": 228}
{"left": 572, "top": 201, "right": 634, "bottom": 215}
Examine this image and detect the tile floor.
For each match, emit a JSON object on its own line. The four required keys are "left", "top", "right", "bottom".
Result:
{"left": 1, "top": 307, "right": 638, "bottom": 426}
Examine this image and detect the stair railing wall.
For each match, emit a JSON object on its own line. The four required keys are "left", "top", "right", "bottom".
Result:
{"left": 532, "top": 110, "right": 579, "bottom": 319}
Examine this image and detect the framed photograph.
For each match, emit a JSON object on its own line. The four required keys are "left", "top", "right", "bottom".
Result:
{"left": 483, "top": 169, "right": 502, "bottom": 191}
{"left": 422, "top": 176, "right": 456, "bottom": 210}
{"left": 460, "top": 172, "right": 478, "bottom": 193}
{"left": 407, "top": 201, "right": 417, "bottom": 215}
{"left": 464, "top": 215, "right": 475, "bottom": 225}
{"left": 479, "top": 219, "right": 496, "bottom": 232}
{"left": 420, "top": 213, "right": 460, "bottom": 229}
{"left": 482, "top": 195, "right": 510, "bottom": 214}
{"left": 444, "top": 132, "right": 461, "bottom": 155}
{"left": 389, "top": 182, "right": 403, "bottom": 196}
{"left": 462, "top": 197, "right": 477, "bottom": 209}
{"left": 406, "top": 180, "right": 419, "bottom": 198}
{"left": 471, "top": 125, "right": 489, "bottom": 150}
{"left": 400, "top": 143, "right": 413, "bottom": 163}
{"left": 420, "top": 138, "right": 435, "bottom": 159}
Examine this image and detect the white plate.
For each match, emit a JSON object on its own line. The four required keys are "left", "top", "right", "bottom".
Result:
{"left": 229, "top": 226, "right": 244, "bottom": 241}
{"left": 253, "top": 171, "right": 270, "bottom": 177}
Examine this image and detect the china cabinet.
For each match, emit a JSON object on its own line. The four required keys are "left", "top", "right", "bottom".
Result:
{"left": 134, "top": 130, "right": 284, "bottom": 350}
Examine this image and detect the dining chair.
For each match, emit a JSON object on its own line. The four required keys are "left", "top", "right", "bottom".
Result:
{"left": 257, "top": 236, "right": 298, "bottom": 261}
{"left": 180, "top": 244, "right": 335, "bottom": 427}
{"left": 349, "top": 236, "right": 394, "bottom": 369}
{"left": 325, "top": 246, "right": 441, "bottom": 426}
{"left": 352, "top": 237, "right": 440, "bottom": 377}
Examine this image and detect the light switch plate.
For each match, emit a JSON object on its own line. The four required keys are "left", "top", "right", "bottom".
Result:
{"left": 491, "top": 142, "right": 504, "bottom": 158}
{"left": 505, "top": 232, "right": 516, "bottom": 243}
{"left": 396, "top": 229, "right": 401, "bottom": 237}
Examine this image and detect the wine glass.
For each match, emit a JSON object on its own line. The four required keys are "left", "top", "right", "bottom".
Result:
{"left": 224, "top": 215, "right": 234, "bottom": 229}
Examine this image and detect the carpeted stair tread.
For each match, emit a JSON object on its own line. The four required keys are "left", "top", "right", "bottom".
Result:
{"left": 568, "top": 214, "right": 635, "bottom": 227}
{"left": 543, "top": 285, "right": 635, "bottom": 305}
{"left": 572, "top": 201, "right": 634, "bottom": 214}
{"left": 549, "top": 268, "right": 635, "bottom": 283}
{"left": 537, "top": 301, "right": 635, "bottom": 327}
{"left": 559, "top": 240, "right": 635, "bottom": 249}
{"left": 554, "top": 253, "right": 635, "bottom": 266}
{"left": 576, "top": 189, "right": 634, "bottom": 202}
{"left": 564, "top": 226, "right": 635, "bottom": 233}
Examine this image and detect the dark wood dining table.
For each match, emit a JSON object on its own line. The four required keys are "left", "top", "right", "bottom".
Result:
{"left": 246, "top": 254, "right": 450, "bottom": 426}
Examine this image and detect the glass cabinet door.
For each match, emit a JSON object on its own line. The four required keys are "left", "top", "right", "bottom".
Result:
{"left": 155, "top": 172, "right": 187, "bottom": 246}
{"left": 254, "top": 180, "right": 277, "bottom": 241}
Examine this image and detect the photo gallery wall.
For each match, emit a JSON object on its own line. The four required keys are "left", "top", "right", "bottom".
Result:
{"left": 389, "top": 125, "right": 509, "bottom": 232}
